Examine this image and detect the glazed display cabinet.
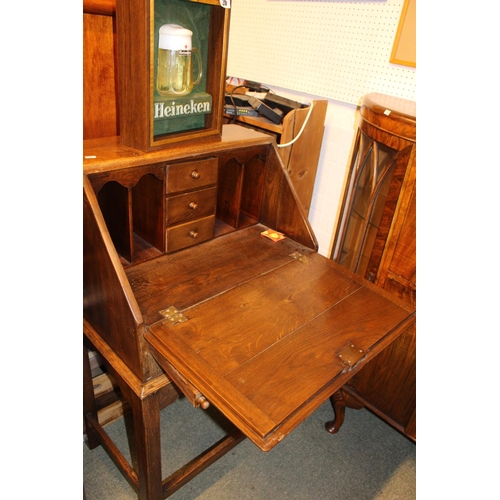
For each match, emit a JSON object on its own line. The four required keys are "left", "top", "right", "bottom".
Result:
{"left": 330, "top": 93, "right": 416, "bottom": 441}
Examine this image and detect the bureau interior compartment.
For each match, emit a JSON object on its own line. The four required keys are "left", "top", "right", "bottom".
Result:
{"left": 216, "top": 148, "right": 267, "bottom": 236}
{"left": 90, "top": 145, "right": 273, "bottom": 263}
{"left": 93, "top": 168, "right": 165, "bottom": 266}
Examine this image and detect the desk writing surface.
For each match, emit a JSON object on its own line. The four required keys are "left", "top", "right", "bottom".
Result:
{"left": 142, "top": 224, "right": 414, "bottom": 451}
{"left": 141, "top": 225, "right": 413, "bottom": 450}
{"left": 126, "top": 224, "right": 317, "bottom": 325}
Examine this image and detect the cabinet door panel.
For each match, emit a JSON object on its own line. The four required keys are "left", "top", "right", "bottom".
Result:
{"left": 347, "top": 322, "right": 416, "bottom": 429}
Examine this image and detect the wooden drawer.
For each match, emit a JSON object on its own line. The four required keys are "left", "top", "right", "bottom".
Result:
{"left": 166, "top": 158, "right": 218, "bottom": 194}
{"left": 166, "top": 187, "right": 217, "bottom": 226}
{"left": 166, "top": 215, "right": 216, "bottom": 253}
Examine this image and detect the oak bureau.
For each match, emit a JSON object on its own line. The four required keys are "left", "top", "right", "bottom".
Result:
{"left": 83, "top": 125, "right": 415, "bottom": 499}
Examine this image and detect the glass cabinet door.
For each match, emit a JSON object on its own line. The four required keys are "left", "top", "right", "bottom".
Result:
{"left": 333, "top": 129, "right": 399, "bottom": 276}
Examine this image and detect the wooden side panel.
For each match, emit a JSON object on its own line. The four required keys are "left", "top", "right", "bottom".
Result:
{"left": 133, "top": 173, "right": 165, "bottom": 252}
{"left": 261, "top": 145, "right": 318, "bottom": 250}
{"left": 97, "top": 181, "right": 132, "bottom": 262}
{"left": 84, "top": 176, "right": 161, "bottom": 381}
{"left": 217, "top": 157, "right": 244, "bottom": 228}
{"left": 278, "top": 100, "right": 327, "bottom": 216}
{"left": 346, "top": 322, "right": 416, "bottom": 432}
{"left": 377, "top": 154, "right": 416, "bottom": 304}
{"left": 115, "top": 0, "right": 149, "bottom": 149}
{"left": 240, "top": 154, "right": 266, "bottom": 223}
{"left": 83, "top": 11, "right": 119, "bottom": 139}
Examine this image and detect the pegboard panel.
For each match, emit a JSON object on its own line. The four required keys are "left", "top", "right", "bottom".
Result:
{"left": 227, "top": 0, "right": 415, "bottom": 105}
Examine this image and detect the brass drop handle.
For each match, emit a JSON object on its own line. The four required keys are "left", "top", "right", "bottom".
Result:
{"left": 189, "top": 202, "right": 198, "bottom": 210}
{"left": 191, "top": 170, "right": 200, "bottom": 179}
{"left": 189, "top": 230, "right": 198, "bottom": 239}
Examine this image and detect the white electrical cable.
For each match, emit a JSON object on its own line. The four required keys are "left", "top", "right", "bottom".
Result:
{"left": 277, "top": 101, "right": 314, "bottom": 148}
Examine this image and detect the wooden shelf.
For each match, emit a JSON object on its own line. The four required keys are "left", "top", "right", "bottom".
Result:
{"left": 225, "top": 113, "right": 284, "bottom": 135}
{"left": 225, "top": 99, "right": 327, "bottom": 216}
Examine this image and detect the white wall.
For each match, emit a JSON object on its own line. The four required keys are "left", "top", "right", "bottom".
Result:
{"left": 227, "top": 0, "right": 415, "bottom": 105}
{"left": 226, "top": 0, "right": 416, "bottom": 257}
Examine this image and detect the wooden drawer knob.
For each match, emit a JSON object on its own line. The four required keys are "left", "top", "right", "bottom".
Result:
{"left": 189, "top": 202, "right": 198, "bottom": 210}
{"left": 189, "top": 230, "right": 198, "bottom": 239}
{"left": 196, "top": 395, "right": 210, "bottom": 410}
{"left": 190, "top": 170, "right": 200, "bottom": 179}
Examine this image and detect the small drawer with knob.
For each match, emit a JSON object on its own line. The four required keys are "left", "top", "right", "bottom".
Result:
{"left": 166, "top": 187, "right": 216, "bottom": 226}
{"left": 166, "top": 215, "right": 216, "bottom": 253}
{"left": 166, "top": 157, "right": 217, "bottom": 194}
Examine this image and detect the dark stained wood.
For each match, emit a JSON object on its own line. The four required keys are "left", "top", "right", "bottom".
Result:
{"left": 84, "top": 176, "right": 145, "bottom": 379}
{"left": 324, "top": 390, "right": 364, "bottom": 434}
{"left": 96, "top": 180, "right": 132, "bottom": 261}
{"left": 84, "top": 0, "right": 116, "bottom": 16}
{"left": 278, "top": 100, "right": 327, "bottom": 215}
{"left": 115, "top": 0, "right": 231, "bottom": 151}
{"left": 378, "top": 168, "right": 416, "bottom": 306}
{"left": 224, "top": 99, "right": 327, "bottom": 217}
{"left": 83, "top": 126, "right": 274, "bottom": 174}
{"left": 217, "top": 146, "right": 267, "bottom": 229}
{"left": 166, "top": 187, "right": 217, "bottom": 226}
{"left": 363, "top": 143, "right": 413, "bottom": 282}
{"left": 83, "top": 344, "right": 100, "bottom": 450}
{"left": 133, "top": 173, "right": 166, "bottom": 253}
{"left": 216, "top": 156, "right": 244, "bottom": 228}
{"left": 344, "top": 322, "right": 416, "bottom": 429}
{"left": 263, "top": 145, "right": 317, "bottom": 248}
{"left": 166, "top": 215, "right": 216, "bottom": 253}
{"left": 84, "top": 127, "right": 328, "bottom": 498}
{"left": 166, "top": 158, "right": 218, "bottom": 195}
{"left": 84, "top": 115, "right": 415, "bottom": 498}
{"left": 83, "top": 12, "right": 118, "bottom": 139}
{"left": 161, "top": 429, "right": 245, "bottom": 498}
{"left": 146, "top": 260, "right": 414, "bottom": 450}
{"left": 126, "top": 224, "right": 316, "bottom": 325}
{"left": 89, "top": 162, "right": 165, "bottom": 193}
{"left": 239, "top": 153, "right": 267, "bottom": 223}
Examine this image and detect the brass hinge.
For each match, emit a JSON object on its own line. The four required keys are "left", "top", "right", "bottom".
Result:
{"left": 336, "top": 342, "right": 365, "bottom": 370}
{"left": 159, "top": 306, "right": 188, "bottom": 325}
{"left": 289, "top": 251, "right": 308, "bottom": 263}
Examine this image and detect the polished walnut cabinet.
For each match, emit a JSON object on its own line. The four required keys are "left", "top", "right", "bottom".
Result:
{"left": 330, "top": 93, "right": 416, "bottom": 441}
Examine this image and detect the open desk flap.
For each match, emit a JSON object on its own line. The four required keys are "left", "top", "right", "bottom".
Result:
{"left": 145, "top": 238, "right": 414, "bottom": 451}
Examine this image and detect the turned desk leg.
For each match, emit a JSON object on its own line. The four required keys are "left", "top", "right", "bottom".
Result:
{"left": 325, "top": 389, "right": 363, "bottom": 434}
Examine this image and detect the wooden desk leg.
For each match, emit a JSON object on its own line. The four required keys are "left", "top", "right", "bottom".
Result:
{"left": 83, "top": 343, "right": 100, "bottom": 450}
{"left": 134, "top": 395, "right": 163, "bottom": 500}
{"left": 118, "top": 381, "right": 163, "bottom": 500}
{"left": 325, "top": 389, "right": 364, "bottom": 434}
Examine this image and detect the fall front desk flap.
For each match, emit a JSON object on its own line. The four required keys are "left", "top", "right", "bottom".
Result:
{"left": 137, "top": 225, "right": 414, "bottom": 450}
